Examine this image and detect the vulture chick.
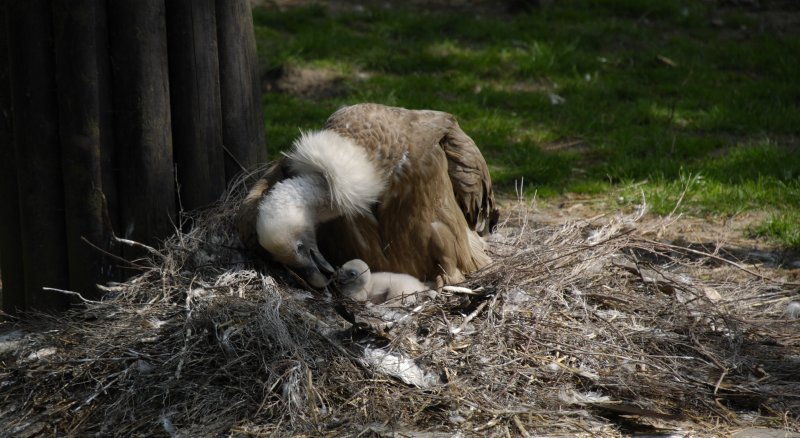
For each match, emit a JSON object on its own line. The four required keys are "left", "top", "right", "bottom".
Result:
{"left": 238, "top": 103, "right": 498, "bottom": 288}
{"left": 335, "top": 259, "right": 433, "bottom": 306}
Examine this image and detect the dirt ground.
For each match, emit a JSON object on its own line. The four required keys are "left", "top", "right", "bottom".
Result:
{"left": 515, "top": 194, "right": 800, "bottom": 272}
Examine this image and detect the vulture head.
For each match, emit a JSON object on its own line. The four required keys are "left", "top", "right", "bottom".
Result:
{"left": 255, "top": 177, "right": 334, "bottom": 288}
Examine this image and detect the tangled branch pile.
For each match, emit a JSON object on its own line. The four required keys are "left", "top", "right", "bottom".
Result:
{"left": 1, "top": 179, "right": 799, "bottom": 436}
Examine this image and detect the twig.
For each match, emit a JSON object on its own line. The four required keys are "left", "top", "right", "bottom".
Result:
{"left": 175, "top": 327, "right": 192, "bottom": 380}
{"left": 714, "top": 370, "right": 728, "bottom": 396}
{"left": 222, "top": 144, "right": 249, "bottom": 175}
{"left": 691, "top": 335, "right": 729, "bottom": 395}
{"left": 112, "top": 234, "right": 161, "bottom": 257}
{"left": 80, "top": 236, "right": 143, "bottom": 268}
{"left": 667, "top": 173, "right": 695, "bottom": 219}
{"left": 75, "top": 371, "right": 125, "bottom": 411}
{"left": 451, "top": 300, "right": 488, "bottom": 335}
{"left": 42, "top": 287, "right": 102, "bottom": 304}
{"left": 513, "top": 227, "right": 635, "bottom": 281}
{"left": 639, "top": 239, "right": 800, "bottom": 287}
{"left": 442, "top": 285, "right": 477, "bottom": 295}
{"left": 513, "top": 415, "right": 530, "bottom": 438}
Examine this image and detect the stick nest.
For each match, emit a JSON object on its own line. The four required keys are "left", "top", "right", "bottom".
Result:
{"left": 2, "top": 177, "right": 799, "bottom": 437}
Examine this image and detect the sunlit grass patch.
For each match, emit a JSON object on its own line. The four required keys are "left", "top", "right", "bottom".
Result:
{"left": 752, "top": 212, "right": 800, "bottom": 250}
{"left": 616, "top": 171, "right": 799, "bottom": 213}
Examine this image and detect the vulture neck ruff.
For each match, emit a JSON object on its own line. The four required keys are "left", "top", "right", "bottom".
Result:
{"left": 284, "top": 129, "right": 386, "bottom": 219}
{"left": 256, "top": 129, "right": 386, "bottom": 269}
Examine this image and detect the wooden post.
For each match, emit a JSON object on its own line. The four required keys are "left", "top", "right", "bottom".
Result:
{"left": 96, "top": 0, "right": 121, "bottom": 246}
{"left": 216, "top": 0, "right": 267, "bottom": 182}
{"left": 6, "top": 0, "right": 70, "bottom": 311}
{"left": 2, "top": 0, "right": 266, "bottom": 313}
{"left": 0, "top": 1, "right": 27, "bottom": 314}
{"left": 107, "top": 0, "right": 177, "bottom": 249}
{"left": 52, "top": 0, "right": 114, "bottom": 300}
{"left": 165, "top": 0, "right": 226, "bottom": 211}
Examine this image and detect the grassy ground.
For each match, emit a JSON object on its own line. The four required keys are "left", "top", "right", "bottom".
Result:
{"left": 251, "top": 0, "right": 800, "bottom": 248}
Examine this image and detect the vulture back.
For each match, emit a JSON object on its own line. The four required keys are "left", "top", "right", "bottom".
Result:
{"left": 318, "top": 104, "right": 495, "bottom": 283}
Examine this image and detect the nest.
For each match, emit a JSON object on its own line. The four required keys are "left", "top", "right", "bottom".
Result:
{"left": 1, "top": 176, "right": 799, "bottom": 437}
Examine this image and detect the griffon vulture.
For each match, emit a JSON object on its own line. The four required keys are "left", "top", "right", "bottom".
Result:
{"left": 237, "top": 103, "right": 498, "bottom": 288}
{"left": 334, "top": 259, "right": 433, "bottom": 306}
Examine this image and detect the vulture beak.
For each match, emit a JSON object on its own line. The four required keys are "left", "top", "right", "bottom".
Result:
{"left": 296, "top": 243, "right": 334, "bottom": 289}
{"left": 310, "top": 246, "right": 334, "bottom": 274}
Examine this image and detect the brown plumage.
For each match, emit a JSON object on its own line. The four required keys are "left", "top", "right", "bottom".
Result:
{"left": 237, "top": 103, "right": 498, "bottom": 288}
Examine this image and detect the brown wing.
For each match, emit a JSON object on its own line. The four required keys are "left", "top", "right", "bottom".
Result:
{"left": 326, "top": 103, "right": 498, "bottom": 235}
{"left": 320, "top": 104, "right": 494, "bottom": 283}
{"left": 440, "top": 123, "right": 499, "bottom": 236}
{"left": 235, "top": 159, "right": 292, "bottom": 251}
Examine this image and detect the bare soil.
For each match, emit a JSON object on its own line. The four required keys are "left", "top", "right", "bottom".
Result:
{"left": 517, "top": 193, "right": 800, "bottom": 273}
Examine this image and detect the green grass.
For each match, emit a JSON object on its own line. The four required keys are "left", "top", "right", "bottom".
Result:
{"left": 752, "top": 212, "right": 800, "bottom": 249}
{"left": 252, "top": 1, "right": 800, "bottom": 249}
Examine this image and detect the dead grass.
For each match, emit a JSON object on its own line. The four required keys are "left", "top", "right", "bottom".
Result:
{"left": 1, "top": 172, "right": 799, "bottom": 436}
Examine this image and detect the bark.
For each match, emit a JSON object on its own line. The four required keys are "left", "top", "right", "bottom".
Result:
{"left": 166, "top": 0, "right": 226, "bottom": 211}
{"left": 52, "top": 0, "right": 115, "bottom": 299}
{"left": 0, "top": 1, "right": 26, "bottom": 314}
{"left": 216, "top": 0, "right": 267, "bottom": 183}
{"left": 6, "top": 0, "right": 70, "bottom": 310}
{"left": 108, "top": 0, "right": 177, "bottom": 251}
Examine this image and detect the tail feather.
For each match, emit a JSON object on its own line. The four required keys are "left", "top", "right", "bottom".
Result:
{"left": 467, "top": 228, "right": 492, "bottom": 269}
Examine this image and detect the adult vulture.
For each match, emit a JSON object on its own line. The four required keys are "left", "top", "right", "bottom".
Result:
{"left": 237, "top": 103, "right": 498, "bottom": 288}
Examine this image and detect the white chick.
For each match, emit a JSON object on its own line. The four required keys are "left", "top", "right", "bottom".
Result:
{"left": 334, "top": 259, "right": 432, "bottom": 306}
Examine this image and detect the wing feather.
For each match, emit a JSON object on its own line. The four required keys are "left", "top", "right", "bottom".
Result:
{"left": 440, "top": 124, "right": 499, "bottom": 236}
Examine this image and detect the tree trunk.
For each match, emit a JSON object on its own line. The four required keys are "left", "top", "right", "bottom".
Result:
{"left": 216, "top": 0, "right": 267, "bottom": 183}
{"left": 0, "top": 1, "right": 26, "bottom": 315}
{"left": 2, "top": 0, "right": 266, "bottom": 313}
{"left": 96, "top": 0, "right": 121, "bottom": 249}
{"left": 166, "top": 0, "right": 226, "bottom": 211}
{"left": 107, "top": 0, "right": 177, "bottom": 251}
{"left": 52, "top": 0, "right": 114, "bottom": 300}
{"left": 6, "top": 0, "right": 70, "bottom": 311}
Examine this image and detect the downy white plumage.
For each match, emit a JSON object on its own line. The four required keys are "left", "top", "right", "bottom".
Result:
{"left": 335, "top": 259, "right": 432, "bottom": 306}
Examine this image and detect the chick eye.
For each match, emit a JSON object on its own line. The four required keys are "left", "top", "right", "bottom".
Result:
{"left": 296, "top": 242, "right": 306, "bottom": 252}
{"left": 348, "top": 271, "right": 357, "bottom": 278}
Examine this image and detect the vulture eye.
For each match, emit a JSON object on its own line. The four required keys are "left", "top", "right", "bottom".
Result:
{"left": 348, "top": 270, "right": 358, "bottom": 279}
{"left": 296, "top": 242, "right": 306, "bottom": 252}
